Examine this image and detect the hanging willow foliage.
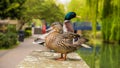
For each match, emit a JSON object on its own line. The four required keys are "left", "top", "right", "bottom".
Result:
{"left": 85, "top": 0, "right": 99, "bottom": 39}
{"left": 101, "top": 0, "right": 120, "bottom": 43}
{"left": 85, "top": 0, "right": 120, "bottom": 44}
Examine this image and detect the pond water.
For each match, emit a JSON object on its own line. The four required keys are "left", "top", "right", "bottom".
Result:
{"left": 77, "top": 44, "right": 120, "bottom": 68}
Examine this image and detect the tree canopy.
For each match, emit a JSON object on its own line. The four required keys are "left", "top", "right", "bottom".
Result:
{"left": 23, "top": 0, "right": 65, "bottom": 23}
{"left": 0, "top": 0, "right": 65, "bottom": 24}
{"left": 0, "top": 0, "right": 26, "bottom": 19}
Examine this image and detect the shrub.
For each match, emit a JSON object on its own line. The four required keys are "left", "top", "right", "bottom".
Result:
{"left": 0, "top": 33, "right": 5, "bottom": 48}
{"left": 0, "top": 25, "right": 18, "bottom": 49}
{"left": 24, "top": 30, "right": 32, "bottom": 37}
{"left": 24, "top": 27, "right": 32, "bottom": 37}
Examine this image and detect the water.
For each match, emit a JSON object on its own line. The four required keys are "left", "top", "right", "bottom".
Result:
{"left": 77, "top": 44, "right": 120, "bottom": 68}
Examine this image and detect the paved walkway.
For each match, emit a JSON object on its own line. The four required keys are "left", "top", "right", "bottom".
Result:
{"left": 0, "top": 36, "right": 47, "bottom": 68}
{"left": 17, "top": 51, "right": 89, "bottom": 68}
{"left": 0, "top": 36, "right": 89, "bottom": 68}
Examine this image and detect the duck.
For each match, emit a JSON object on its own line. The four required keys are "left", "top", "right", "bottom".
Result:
{"left": 45, "top": 22, "right": 90, "bottom": 60}
{"left": 33, "top": 22, "right": 63, "bottom": 45}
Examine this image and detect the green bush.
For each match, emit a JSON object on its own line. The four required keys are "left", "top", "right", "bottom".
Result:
{"left": 0, "top": 33, "right": 5, "bottom": 48}
{"left": 24, "top": 30, "right": 32, "bottom": 37}
{"left": 0, "top": 32, "right": 18, "bottom": 49}
{"left": 0, "top": 25, "right": 18, "bottom": 49}
{"left": 24, "top": 27, "right": 32, "bottom": 38}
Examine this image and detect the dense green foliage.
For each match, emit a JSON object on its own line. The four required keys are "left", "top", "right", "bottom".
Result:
{"left": 101, "top": 0, "right": 120, "bottom": 43}
{"left": 0, "top": 25, "right": 18, "bottom": 49}
{"left": 24, "top": 27, "right": 32, "bottom": 37}
{"left": 86, "top": 0, "right": 120, "bottom": 43}
{"left": 23, "top": 0, "right": 65, "bottom": 23}
{"left": 0, "top": 0, "right": 26, "bottom": 19}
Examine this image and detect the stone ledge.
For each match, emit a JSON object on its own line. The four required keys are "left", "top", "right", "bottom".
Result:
{"left": 17, "top": 50, "right": 89, "bottom": 68}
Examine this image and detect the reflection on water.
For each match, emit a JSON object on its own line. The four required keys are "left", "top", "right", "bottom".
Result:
{"left": 77, "top": 44, "right": 120, "bottom": 68}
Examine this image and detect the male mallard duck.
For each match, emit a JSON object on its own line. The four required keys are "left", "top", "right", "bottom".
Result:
{"left": 45, "top": 23, "right": 90, "bottom": 60}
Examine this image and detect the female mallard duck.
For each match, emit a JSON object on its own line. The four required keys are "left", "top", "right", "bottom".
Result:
{"left": 33, "top": 22, "right": 63, "bottom": 44}
{"left": 45, "top": 22, "right": 89, "bottom": 60}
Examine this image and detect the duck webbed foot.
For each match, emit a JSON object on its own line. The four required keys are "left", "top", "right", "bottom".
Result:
{"left": 56, "top": 53, "right": 67, "bottom": 61}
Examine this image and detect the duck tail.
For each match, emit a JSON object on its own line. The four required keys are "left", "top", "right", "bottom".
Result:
{"left": 81, "top": 44, "right": 91, "bottom": 48}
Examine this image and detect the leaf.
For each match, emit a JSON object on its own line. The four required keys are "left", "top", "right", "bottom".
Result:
{"left": 4, "top": 3, "right": 20, "bottom": 13}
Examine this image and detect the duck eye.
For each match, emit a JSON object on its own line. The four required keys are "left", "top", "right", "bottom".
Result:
{"left": 74, "top": 36, "right": 76, "bottom": 37}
